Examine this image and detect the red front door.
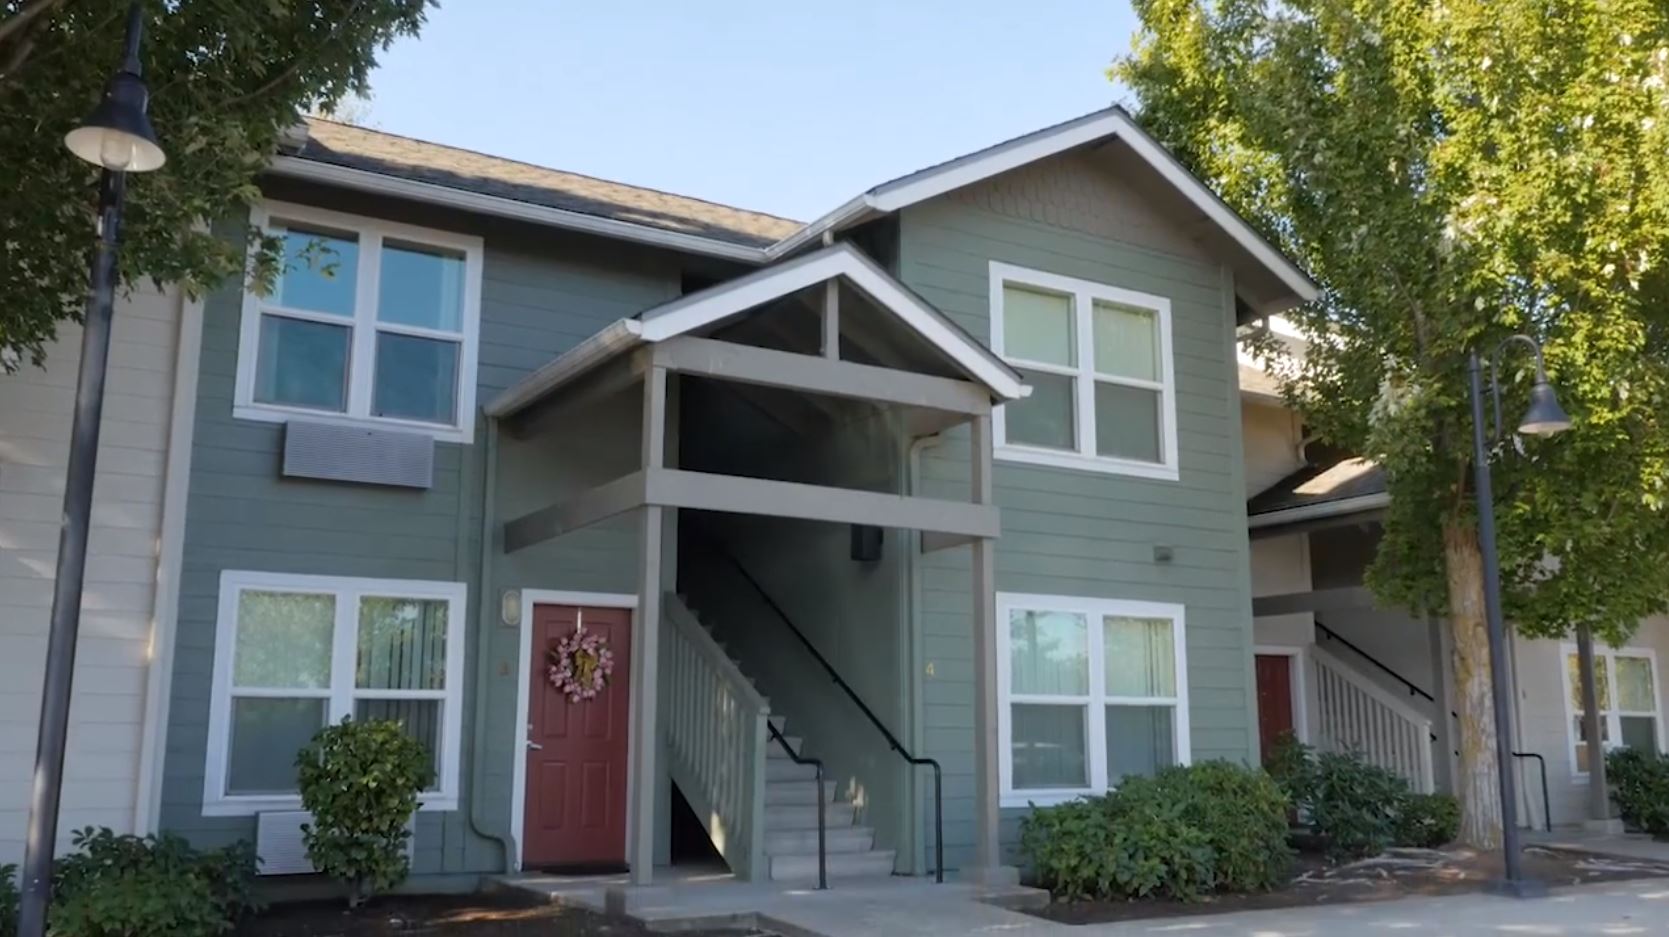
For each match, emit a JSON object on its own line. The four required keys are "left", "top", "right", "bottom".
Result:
{"left": 1255, "top": 654, "right": 1296, "bottom": 763}
{"left": 523, "top": 604, "right": 632, "bottom": 871}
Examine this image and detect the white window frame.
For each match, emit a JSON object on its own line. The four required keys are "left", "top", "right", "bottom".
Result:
{"left": 997, "top": 592, "right": 1191, "bottom": 808}
{"left": 203, "top": 570, "right": 468, "bottom": 817}
{"left": 989, "top": 261, "right": 1179, "bottom": 481}
{"left": 234, "top": 200, "right": 484, "bottom": 442}
{"left": 1559, "top": 642, "right": 1664, "bottom": 779}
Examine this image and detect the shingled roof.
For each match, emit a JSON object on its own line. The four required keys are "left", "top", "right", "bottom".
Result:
{"left": 292, "top": 118, "right": 803, "bottom": 248}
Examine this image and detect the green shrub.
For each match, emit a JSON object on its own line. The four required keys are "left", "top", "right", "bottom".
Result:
{"left": 1137, "top": 762, "right": 1291, "bottom": 891}
{"left": 47, "top": 828, "right": 259, "bottom": 937}
{"left": 1607, "top": 747, "right": 1669, "bottom": 838}
{"left": 297, "top": 716, "right": 432, "bottom": 906}
{"left": 1018, "top": 762, "right": 1291, "bottom": 901}
{"left": 1, "top": 863, "right": 17, "bottom": 937}
{"left": 1264, "top": 733, "right": 1315, "bottom": 806}
{"left": 1306, "top": 751, "right": 1409, "bottom": 859}
{"left": 1393, "top": 793, "right": 1460, "bottom": 848}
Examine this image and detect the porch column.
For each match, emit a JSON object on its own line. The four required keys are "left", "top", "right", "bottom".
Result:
{"left": 628, "top": 366, "right": 668, "bottom": 884}
{"left": 969, "top": 414, "right": 1003, "bottom": 878}
{"left": 1576, "top": 625, "right": 1618, "bottom": 830}
{"left": 1427, "top": 616, "right": 1456, "bottom": 794}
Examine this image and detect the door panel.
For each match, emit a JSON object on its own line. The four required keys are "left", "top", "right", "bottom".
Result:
{"left": 1255, "top": 654, "right": 1296, "bottom": 764}
{"left": 522, "top": 604, "right": 632, "bottom": 871}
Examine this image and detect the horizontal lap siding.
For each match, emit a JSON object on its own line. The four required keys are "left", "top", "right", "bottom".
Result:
{"left": 0, "top": 285, "right": 180, "bottom": 865}
{"left": 160, "top": 192, "right": 679, "bottom": 876}
{"left": 898, "top": 154, "right": 1256, "bottom": 870}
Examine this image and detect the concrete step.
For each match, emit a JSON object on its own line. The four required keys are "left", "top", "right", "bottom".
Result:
{"left": 764, "top": 778, "right": 838, "bottom": 806}
{"left": 765, "top": 825, "right": 875, "bottom": 856}
{"left": 765, "top": 758, "right": 820, "bottom": 782}
{"left": 766, "top": 802, "right": 854, "bottom": 830}
{"left": 766, "top": 737, "right": 804, "bottom": 759}
{"left": 769, "top": 849, "right": 897, "bottom": 882}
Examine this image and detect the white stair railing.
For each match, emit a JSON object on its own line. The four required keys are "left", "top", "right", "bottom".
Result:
{"left": 663, "top": 593, "right": 769, "bottom": 880}
{"left": 1310, "top": 645, "right": 1436, "bottom": 793}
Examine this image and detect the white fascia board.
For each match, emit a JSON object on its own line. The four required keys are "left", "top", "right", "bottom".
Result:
{"left": 270, "top": 156, "right": 770, "bottom": 265}
{"left": 1247, "top": 492, "right": 1391, "bottom": 529}
{"left": 484, "top": 318, "right": 643, "bottom": 418}
{"left": 764, "top": 193, "right": 878, "bottom": 259}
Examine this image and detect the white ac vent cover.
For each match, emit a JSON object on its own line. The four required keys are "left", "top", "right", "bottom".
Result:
{"left": 254, "top": 811, "right": 416, "bottom": 876}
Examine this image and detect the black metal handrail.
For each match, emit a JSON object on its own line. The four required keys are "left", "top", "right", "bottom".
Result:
{"left": 718, "top": 548, "right": 945, "bottom": 883}
{"left": 1512, "top": 751, "right": 1553, "bottom": 833}
{"left": 767, "top": 720, "right": 827, "bottom": 889}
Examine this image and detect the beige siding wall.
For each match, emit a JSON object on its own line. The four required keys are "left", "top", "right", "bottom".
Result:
{"left": 0, "top": 285, "right": 182, "bottom": 864}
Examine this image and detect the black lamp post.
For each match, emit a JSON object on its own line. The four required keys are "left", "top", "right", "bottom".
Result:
{"left": 17, "top": 4, "right": 165, "bottom": 935}
{"left": 1467, "top": 334, "right": 1570, "bottom": 899}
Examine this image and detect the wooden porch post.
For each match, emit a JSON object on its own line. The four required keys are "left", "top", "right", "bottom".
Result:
{"left": 969, "top": 414, "right": 1002, "bottom": 877}
{"left": 629, "top": 366, "right": 668, "bottom": 884}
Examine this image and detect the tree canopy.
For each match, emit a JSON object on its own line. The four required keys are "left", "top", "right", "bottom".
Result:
{"left": 1116, "top": 0, "right": 1669, "bottom": 844}
{"left": 0, "top": 0, "right": 431, "bottom": 367}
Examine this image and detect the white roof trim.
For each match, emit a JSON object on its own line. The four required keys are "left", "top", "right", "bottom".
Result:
{"left": 1247, "top": 492, "right": 1390, "bottom": 529}
{"left": 767, "top": 108, "right": 1318, "bottom": 306}
{"left": 269, "top": 156, "right": 771, "bottom": 265}
{"left": 484, "top": 243, "right": 1027, "bottom": 418}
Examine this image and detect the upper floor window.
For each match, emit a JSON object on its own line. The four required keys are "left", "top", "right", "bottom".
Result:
{"left": 202, "top": 571, "right": 467, "bottom": 816}
{"left": 1563, "top": 644, "right": 1662, "bottom": 776}
{"left": 989, "top": 262, "right": 1178, "bottom": 480}
{"left": 235, "top": 202, "right": 483, "bottom": 442}
{"left": 998, "top": 592, "right": 1190, "bottom": 807}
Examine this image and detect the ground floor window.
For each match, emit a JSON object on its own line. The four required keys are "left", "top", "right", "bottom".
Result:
{"left": 1562, "top": 644, "right": 1663, "bottom": 775}
{"left": 202, "top": 571, "right": 466, "bottom": 816}
{"left": 997, "top": 592, "right": 1190, "bottom": 807}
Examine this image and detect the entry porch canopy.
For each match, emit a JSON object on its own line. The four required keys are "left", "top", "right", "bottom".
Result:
{"left": 482, "top": 241, "right": 1028, "bottom": 883}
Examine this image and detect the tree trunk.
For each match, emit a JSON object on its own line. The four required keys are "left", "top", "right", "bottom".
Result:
{"left": 1443, "top": 520, "right": 1504, "bottom": 849}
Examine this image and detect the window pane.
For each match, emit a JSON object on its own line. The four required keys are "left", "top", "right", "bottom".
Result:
{"left": 1006, "top": 370, "right": 1075, "bottom": 450}
{"left": 233, "top": 591, "right": 334, "bottom": 689}
{"left": 1617, "top": 656, "right": 1656, "bottom": 712}
{"left": 1620, "top": 716, "right": 1659, "bottom": 753}
{"left": 1002, "top": 285, "right": 1074, "bottom": 366}
{"left": 1009, "top": 610, "right": 1089, "bottom": 695}
{"left": 373, "top": 332, "right": 459, "bottom": 424}
{"left": 1106, "top": 704, "right": 1175, "bottom": 782}
{"left": 379, "top": 242, "right": 465, "bottom": 332}
{"left": 276, "top": 227, "right": 358, "bottom": 317}
{"left": 1011, "top": 703, "right": 1087, "bottom": 790}
{"left": 1567, "top": 653, "right": 1611, "bottom": 713}
{"left": 1105, "top": 616, "right": 1176, "bottom": 697}
{"left": 356, "top": 698, "right": 441, "bottom": 790}
{"left": 227, "top": 697, "right": 326, "bottom": 794}
{"left": 255, "top": 315, "right": 350, "bottom": 411}
{"left": 1094, "top": 382, "right": 1162, "bottom": 463}
{"left": 1093, "top": 301, "right": 1158, "bottom": 381}
{"left": 357, "top": 597, "right": 448, "bottom": 691}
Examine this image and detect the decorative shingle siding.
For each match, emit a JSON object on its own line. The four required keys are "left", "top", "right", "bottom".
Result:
{"left": 159, "top": 188, "right": 680, "bottom": 875}
{"left": 897, "top": 151, "right": 1257, "bottom": 869}
{"left": 0, "top": 285, "right": 182, "bottom": 865}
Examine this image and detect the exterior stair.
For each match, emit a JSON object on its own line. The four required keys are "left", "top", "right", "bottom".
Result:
{"left": 677, "top": 594, "right": 896, "bottom": 883}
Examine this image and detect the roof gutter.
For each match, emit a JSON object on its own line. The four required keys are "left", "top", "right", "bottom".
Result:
{"left": 1246, "top": 492, "right": 1391, "bottom": 530}
{"left": 269, "top": 156, "right": 771, "bottom": 265}
{"left": 764, "top": 193, "right": 878, "bottom": 259}
{"left": 483, "top": 318, "right": 644, "bottom": 418}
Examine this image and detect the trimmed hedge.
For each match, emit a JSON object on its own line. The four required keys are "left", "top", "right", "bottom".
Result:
{"left": 1394, "top": 793, "right": 1461, "bottom": 848}
{"left": 48, "top": 828, "right": 260, "bottom": 937}
{"left": 1268, "top": 736, "right": 1455, "bottom": 857}
{"left": 1608, "top": 747, "right": 1669, "bottom": 838}
{"left": 1019, "top": 761, "right": 1291, "bottom": 901}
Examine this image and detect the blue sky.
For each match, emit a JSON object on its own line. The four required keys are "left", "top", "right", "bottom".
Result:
{"left": 363, "top": 1, "right": 1140, "bottom": 222}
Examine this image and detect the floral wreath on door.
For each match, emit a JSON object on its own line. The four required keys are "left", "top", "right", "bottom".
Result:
{"left": 547, "top": 610, "right": 615, "bottom": 703}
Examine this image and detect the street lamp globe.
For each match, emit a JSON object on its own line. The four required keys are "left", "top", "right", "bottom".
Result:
{"left": 1518, "top": 375, "right": 1572, "bottom": 437}
{"left": 64, "top": 69, "right": 165, "bottom": 172}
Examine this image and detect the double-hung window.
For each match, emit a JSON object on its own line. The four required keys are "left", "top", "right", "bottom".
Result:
{"left": 236, "top": 202, "right": 483, "bottom": 441}
{"left": 998, "top": 593, "right": 1190, "bottom": 807}
{"left": 990, "top": 262, "right": 1178, "bottom": 480}
{"left": 1562, "top": 644, "right": 1663, "bottom": 775}
{"left": 203, "top": 571, "right": 467, "bottom": 816}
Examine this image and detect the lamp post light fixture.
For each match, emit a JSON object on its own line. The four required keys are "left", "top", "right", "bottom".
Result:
{"left": 17, "top": 4, "right": 165, "bottom": 935}
{"left": 1467, "top": 334, "right": 1571, "bottom": 900}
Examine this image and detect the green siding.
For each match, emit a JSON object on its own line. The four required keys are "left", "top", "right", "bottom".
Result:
{"left": 160, "top": 188, "right": 680, "bottom": 876}
{"left": 897, "top": 166, "right": 1257, "bottom": 869}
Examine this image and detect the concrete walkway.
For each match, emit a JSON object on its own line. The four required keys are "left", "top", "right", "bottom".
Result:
{"left": 1529, "top": 827, "right": 1669, "bottom": 864}
{"left": 501, "top": 868, "right": 1669, "bottom": 937}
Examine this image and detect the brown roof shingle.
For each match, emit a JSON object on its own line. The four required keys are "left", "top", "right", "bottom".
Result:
{"left": 294, "top": 118, "right": 803, "bottom": 248}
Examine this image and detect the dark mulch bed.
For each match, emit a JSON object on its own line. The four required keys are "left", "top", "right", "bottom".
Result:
{"left": 234, "top": 891, "right": 770, "bottom": 937}
{"left": 1028, "top": 845, "right": 1669, "bottom": 925}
